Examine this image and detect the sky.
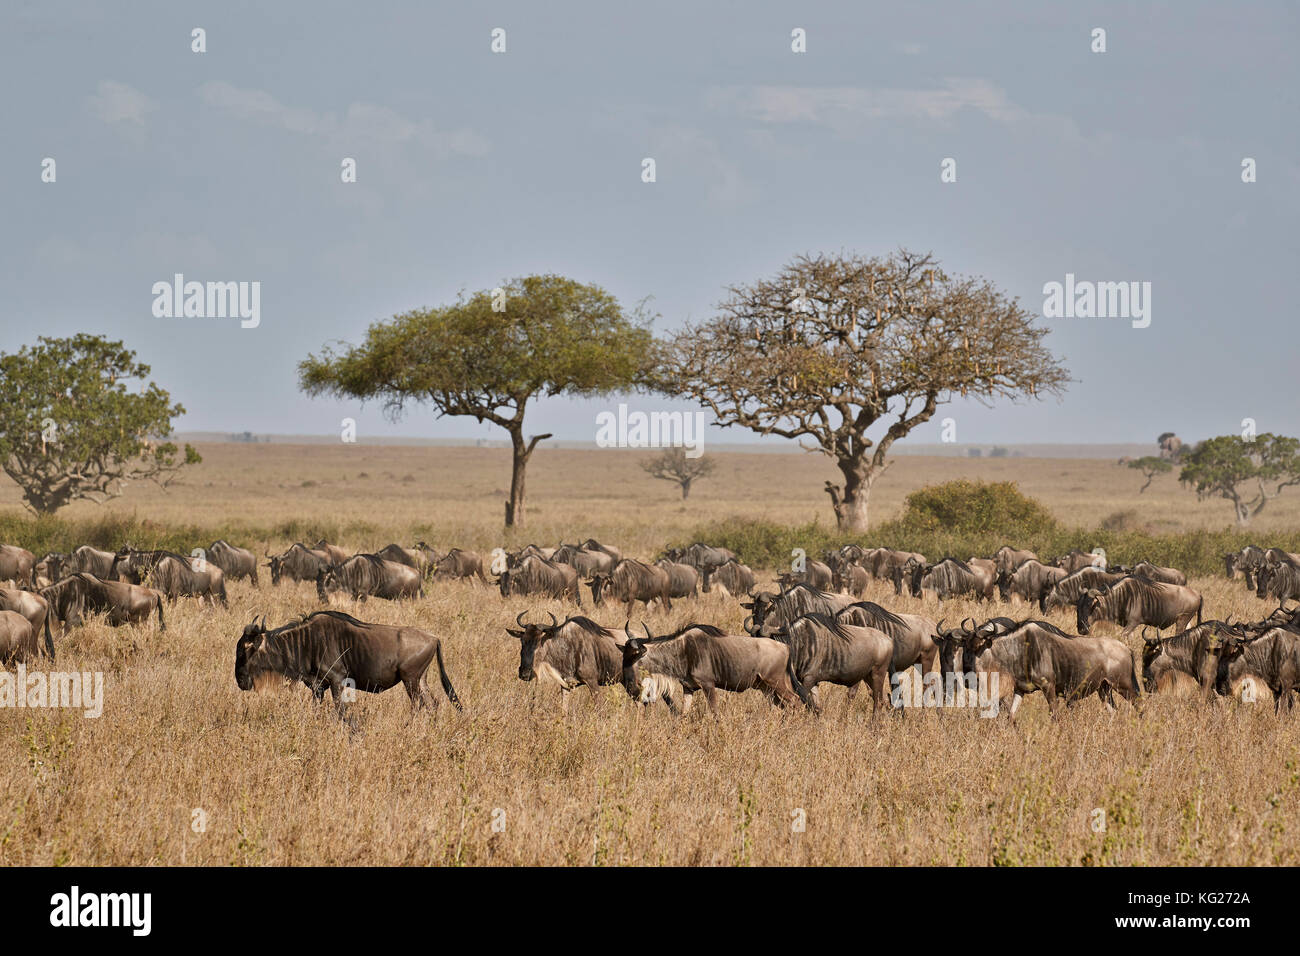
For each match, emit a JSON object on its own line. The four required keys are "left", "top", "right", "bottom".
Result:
{"left": 2, "top": 0, "right": 1297, "bottom": 450}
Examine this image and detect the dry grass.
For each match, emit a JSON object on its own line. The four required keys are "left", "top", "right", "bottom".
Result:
{"left": 2, "top": 444, "right": 1299, "bottom": 866}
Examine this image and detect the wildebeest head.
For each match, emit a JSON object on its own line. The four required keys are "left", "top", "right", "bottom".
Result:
{"left": 934, "top": 618, "right": 971, "bottom": 679}
{"left": 1255, "top": 565, "right": 1274, "bottom": 599}
{"left": 316, "top": 565, "right": 342, "bottom": 601}
{"left": 739, "top": 591, "right": 777, "bottom": 628}
{"left": 619, "top": 636, "right": 652, "bottom": 698}
{"left": 995, "top": 568, "right": 1013, "bottom": 601}
{"left": 909, "top": 562, "right": 926, "bottom": 598}
{"left": 505, "top": 610, "right": 560, "bottom": 681}
{"left": 587, "top": 574, "right": 609, "bottom": 605}
{"left": 234, "top": 616, "right": 270, "bottom": 690}
{"left": 1076, "top": 588, "right": 1105, "bottom": 635}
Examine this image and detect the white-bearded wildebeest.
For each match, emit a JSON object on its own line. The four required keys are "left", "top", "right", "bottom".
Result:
{"left": 699, "top": 559, "right": 756, "bottom": 597}
{"left": 506, "top": 612, "right": 634, "bottom": 713}
{"left": 554, "top": 543, "right": 615, "bottom": 578}
{"left": 433, "top": 548, "right": 488, "bottom": 583}
{"left": 1024, "top": 625, "right": 1140, "bottom": 719}
{"left": 829, "top": 558, "right": 870, "bottom": 598}
{"left": 1256, "top": 563, "right": 1300, "bottom": 604}
{"left": 654, "top": 558, "right": 699, "bottom": 598}
{"left": 0, "top": 588, "right": 53, "bottom": 659}
{"left": 775, "top": 559, "right": 834, "bottom": 591}
{"left": 497, "top": 554, "right": 583, "bottom": 605}
{"left": 666, "top": 542, "right": 737, "bottom": 572}
{"left": 1053, "top": 549, "right": 1107, "bottom": 573}
{"left": 1216, "top": 627, "right": 1300, "bottom": 713}
{"left": 833, "top": 601, "right": 940, "bottom": 712}
{"left": 1041, "top": 566, "right": 1129, "bottom": 612}
{"left": 33, "top": 552, "right": 68, "bottom": 588}
{"left": 69, "top": 545, "right": 118, "bottom": 579}
{"left": 742, "top": 584, "right": 856, "bottom": 632}
{"left": 313, "top": 539, "right": 351, "bottom": 565}
{"left": 588, "top": 559, "right": 674, "bottom": 615}
{"left": 1130, "top": 560, "right": 1187, "bottom": 586}
{"left": 1140, "top": 622, "right": 1240, "bottom": 700}
{"left": 1224, "top": 545, "right": 1265, "bottom": 588}
{"left": 112, "top": 549, "right": 228, "bottom": 606}
{"left": 1076, "top": 577, "right": 1203, "bottom": 638}
{"left": 996, "top": 560, "right": 1067, "bottom": 609}
{"left": 0, "top": 544, "right": 35, "bottom": 586}
{"left": 267, "top": 543, "right": 333, "bottom": 584}
{"left": 506, "top": 544, "right": 559, "bottom": 569}
{"left": 41, "top": 572, "right": 166, "bottom": 632}
{"left": 993, "top": 546, "right": 1038, "bottom": 576}
{"left": 578, "top": 538, "right": 623, "bottom": 565}
{"left": 235, "top": 610, "right": 461, "bottom": 719}
{"left": 758, "top": 613, "right": 893, "bottom": 716}
{"left": 317, "top": 554, "right": 423, "bottom": 602}
{"left": 910, "top": 557, "right": 995, "bottom": 602}
{"left": 0, "top": 610, "right": 40, "bottom": 665}
{"left": 619, "top": 629, "right": 805, "bottom": 717}
{"left": 205, "top": 540, "right": 259, "bottom": 586}
{"left": 375, "top": 543, "right": 432, "bottom": 576}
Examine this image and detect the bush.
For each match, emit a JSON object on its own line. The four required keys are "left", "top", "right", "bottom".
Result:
{"left": 889, "top": 480, "right": 1058, "bottom": 538}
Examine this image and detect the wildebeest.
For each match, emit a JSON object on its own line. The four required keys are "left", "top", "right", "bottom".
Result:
{"left": 205, "top": 540, "right": 259, "bottom": 586}
{"left": 498, "top": 555, "right": 583, "bottom": 604}
{"left": 1024, "top": 625, "right": 1140, "bottom": 718}
{"left": 0, "top": 588, "right": 53, "bottom": 659}
{"left": 665, "top": 542, "right": 737, "bottom": 572}
{"left": 0, "top": 610, "right": 40, "bottom": 664}
{"left": 997, "top": 559, "right": 1067, "bottom": 609}
{"left": 614, "top": 622, "right": 724, "bottom": 714}
{"left": 1265, "top": 548, "right": 1300, "bottom": 569}
{"left": 432, "top": 548, "right": 488, "bottom": 583}
{"left": 992, "top": 546, "right": 1038, "bottom": 576}
{"left": 235, "top": 610, "right": 461, "bottom": 717}
{"left": 833, "top": 601, "right": 940, "bottom": 710}
{"left": 1053, "top": 549, "right": 1107, "bottom": 573}
{"left": 41, "top": 572, "right": 166, "bottom": 631}
{"left": 1225, "top": 545, "right": 1266, "bottom": 587}
{"left": 317, "top": 554, "right": 423, "bottom": 602}
{"left": 760, "top": 613, "right": 893, "bottom": 716}
{"left": 1128, "top": 560, "right": 1187, "bottom": 586}
{"left": 1041, "top": 566, "right": 1129, "bottom": 612}
{"left": 553, "top": 543, "right": 615, "bottom": 577}
{"left": 829, "top": 559, "right": 870, "bottom": 598}
{"left": 743, "top": 584, "right": 855, "bottom": 630}
{"left": 700, "top": 559, "right": 757, "bottom": 597}
{"left": 910, "top": 557, "right": 995, "bottom": 602}
{"left": 33, "top": 552, "right": 68, "bottom": 588}
{"left": 1217, "top": 627, "right": 1300, "bottom": 713}
{"left": 776, "top": 560, "right": 834, "bottom": 591}
{"left": 1256, "top": 563, "right": 1300, "bottom": 604}
{"left": 506, "top": 544, "right": 559, "bottom": 569}
{"left": 588, "top": 559, "right": 674, "bottom": 614}
{"left": 69, "top": 545, "right": 118, "bottom": 579}
{"left": 0, "top": 544, "right": 35, "bottom": 586}
{"left": 1140, "top": 622, "right": 1239, "bottom": 699}
{"left": 267, "top": 543, "right": 332, "bottom": 584}
{"left": 654, "top": 558, "right": 699, "bottom": 599}
{"left": 1076, "top": 577, "right": 1203, "bottom": 637}
{"left": 506, "top": 611, "right": 635, "bottom": 712}
{"left": 620, "top": 628, "right": 805, "bottom": 716}
{"left": 375, "top": 543, "right": 432, "bottom": 576}
{"left": 112, "top": 549, "right": 228, "bottom": 606}
{"left": 313, "top": 539, "right": 351, "bottom": 565}
{"left": 577, "top": 539, "right": 623, "bottom": 565}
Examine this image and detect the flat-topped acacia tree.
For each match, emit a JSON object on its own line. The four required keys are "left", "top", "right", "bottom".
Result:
{"left": 657, "top": 250, "right": 1070, "bottom": 532}
{"left": 298, "top": 275, "right": 656, "bottom": 527}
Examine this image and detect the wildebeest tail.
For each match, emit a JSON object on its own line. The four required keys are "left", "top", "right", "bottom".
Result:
{"left": 43, "top": 614, "right": 56, "bottom": 661}
{"left": 157, "top": 599, "right": 166, "bottom": 632}
{"left": 435, "top": 640, "right": 463, "bottom": 711}
{"left": 786, "top": 658, "right": 814, "bottom": 710}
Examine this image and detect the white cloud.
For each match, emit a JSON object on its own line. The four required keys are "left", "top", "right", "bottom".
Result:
{"left": 88, "top": 80, "right": 157, "bottom": 125}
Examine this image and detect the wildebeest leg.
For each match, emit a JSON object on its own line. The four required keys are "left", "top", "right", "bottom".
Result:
{"left": 404, "top": 676, "right": 436, "bottom": 711}
{"left": 843, "top": 681, "right": 860, "bottom": 718}
{"left": 701, "top": 682, "right": 720, "bottom": 717}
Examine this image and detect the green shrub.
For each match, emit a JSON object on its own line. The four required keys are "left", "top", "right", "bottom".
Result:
{"left": 890, "top": 480, "right": 1058, "bottom": 538}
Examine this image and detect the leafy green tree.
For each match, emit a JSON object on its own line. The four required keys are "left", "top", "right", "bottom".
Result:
{"left": 299, "top": 275, "right": 656, "bottom": 527}
{"left": 1179, "top": 433, "right": 1300, "bottom": 525}
{"left": 0, "top": 335, "right": 200, "bottom": 515}
{"left": 1126, "top": 455, "right": 1173, "bottom": 493}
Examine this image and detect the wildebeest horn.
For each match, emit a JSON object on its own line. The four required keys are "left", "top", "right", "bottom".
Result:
{"left": 961, "top": 617, "right": 975, "bottom": 635}
{"left": 743, "top": 614, "right": 754, "bottom": 633}
{"left": 515, "top": 610, "right": 528, "bottom": 628}
{"left": 641, "top": 622, "right": 653, "bottom": 641}
{"left": 546, "top": 611, "right": 557, "bottom": 628}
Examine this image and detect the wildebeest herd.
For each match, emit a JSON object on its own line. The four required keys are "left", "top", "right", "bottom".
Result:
{"left": 2, "top": 538, "right": 1299, "bottom": 722}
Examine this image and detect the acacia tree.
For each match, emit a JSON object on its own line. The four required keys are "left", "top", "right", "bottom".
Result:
{"left": 1126, "top": 456, "right": 1173, "bottom": 493}
{"left": 657, "top": 250, "right": 1070, "bottom": 531}
{"left": 299, "top": 275, "right": 656, "bottom": 527}
{"left": 641, "top": 448, "right": 716, "bottom": 499}
{"left": 1179, "top": 433, "right": 1300, "bottom": 526}
{"left": 0, "top": 335, "right": 200, "bottom": 514}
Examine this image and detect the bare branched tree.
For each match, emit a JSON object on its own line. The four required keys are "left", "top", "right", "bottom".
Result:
{"left": 641, "top": 448, "right": 716, "bottom": 499}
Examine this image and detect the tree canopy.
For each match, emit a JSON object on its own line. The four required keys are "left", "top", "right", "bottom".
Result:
{"left": 1179, "top": 433, "right": 1300, "bottom": 525}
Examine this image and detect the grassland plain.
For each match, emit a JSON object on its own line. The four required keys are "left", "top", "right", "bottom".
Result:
{"left": 2, "top": 443, "right": 1299, "bottom": 866}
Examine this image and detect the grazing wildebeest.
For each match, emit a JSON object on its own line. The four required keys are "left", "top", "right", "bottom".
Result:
{"left": 0, "top": 588, "right": 53, "bottom": 659}
{"left": 700, "top": 559, "right": 757, "bottom": 597}
{"left": 997, "top": 560, "right": 1067, "bottom": 609}
{"left": 317, "top": 554, "right": 422, "bottom": 602}
{"left": 41, "top": 573, "right": 166, "bottom": 631}
{"left": 620, "top": 629, "right": 804, "bottom": 717}
{"left": 69, "top": 545, "right": 118, "bottom": 579}
{"left": 1054, "top": 549, "right": 1107, "bottom": 573}
{"left": 1024, "top": 625, "right": 1140, "bottom": 718}
{"left": 911, "top": 557, "right": 994, "bottom": 602}
{"left": 0, "top": 545, "right": 35, "bottom": 586}
{"left": 1256, "top": 563, "right": 1300, "bottom": 605}
{"left": 113, "top": 549, "right": 228, "bottom": 606}
{"left": 654, "top": 558, "right": 699, "bottom": 599}
{"left": 0, "top": 610, "right": 40, "bottom": 664}
{"left": 507, "top": 612, "right": 632, "bottom": 713}
{"left": 1076, "top": 577, "right": 1203, "bottom": 637}
{"left": 205, "top": 540, "right": 259, "bottom": 586}
{"left": 759, "top": 613, "right": 893, "bottom": 716}
{"left": 742, "top": 584, "right": 855, "bottom": 630}
{"left": 267, "top": 543, "right": 332, "bottom": 584}
{"left": 993, "top": 546, "right": 1038, "bottom": 576}
{"left": 33, "top": 552, "right": 69, "bottom": 589}
{"left": 1140, "top": 622, "right": 1240, "bottom": 699}
{"left": 498, "top": 555, "right": 583, "bottom": 605}
{"left": 1129, "top": 560, "right": 1187, "bottom": 586}
{"left": 375, "top": 543, "right": 431, "bottom": 576}
{"left": 553, "top": 544, "right": 615, "bottom": 578}
{"left": 1041, "top": 566, "right": 1129, "bottom": 612}
{"left": 433, "top": 548, "right": 488, "bottom": 583}
{"left": 833, "top": 601, "right": 940, "bottom": 711}
{"left": 313, "top": 539, "right": 351, "bottom": 565}
{"left": 776, "top": 560, "right": 834, "bottom": 591}
{"left": 235, "top": 610, "right": 461, "bottom": 718}
{"left": 1216, "top": 628, "right": 1300, "bottom": 713}
{"left": 588, "top": 559, "right": 674, "bottom": 614}
{"left": 666, "top": 542, "right": 737, "bottom": 572}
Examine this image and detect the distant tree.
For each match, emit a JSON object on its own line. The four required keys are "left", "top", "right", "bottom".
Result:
{"left": 989, "top": 446, "right": 1009, "bottom": 458}
{"left": 1158, "top": 432, "right": 1184, "bottom": 461}
{"left": 1179, "top": 433, "right": 1300, "bottom": 525}
{"left": 299, "top": 275, "right": 657, "bottom": 527}
{"left": 0, "top": 334, "right": 200, "bottom": 515}
{"left": 641, "top": 448, "right": 716, "bottom": 499}
{"left": 656, "top": 250, "right": 1069, "bottom": 531}
{"left": 1126, "top": 455, "right": 1173, "bottom": 493}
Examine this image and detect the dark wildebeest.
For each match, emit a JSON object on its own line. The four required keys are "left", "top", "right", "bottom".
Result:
{"left": 997, "top": 559, "right": 1067, "bottom": 609}
{"left": 1225, "top": 545, "right": 1266, "bottom": 587}
{"left": 620, "top": 628, "right": 804, "bottom": 717}
{"left": 41, "top": 572, "right": 166, "bottom": 632}
{"left": 588, "top": 559, "right": 674, "bottom": 615}
{"left": 0, "top": 588, "right": 53, "bottom": 659}
{"left": 69, "top": 545, "right": 118, "bottom": 579}
{"left": 375, "top": 543, "right": 432, "bottom": 576}
{"left": 433, "top": 548, "right": 488, "bottom": 583}
{"left": 833, "top": 601, "right": 940, "bottom": 712}
{"left": 506, "top": 612, "right": 636, "bottom": 713}
{"left": 759, "top": 613, "right": 893, "bottom": 716}
{"left": 1256, "top": 563, "right": 1300, "bottom": 605}
{"left": 934, "top": 616, "right": 1018, "bottom": 700}
{"left": 945, "top": 619, "right": 1071, "bottom": 721}
{"left": 317, "top": 554, "right": 423, "bottom": 602}
{"left": 33, "top": 552, "right": 69, "bottom": 588}
{"left": 313, "top": 539, "right": 351, "bottom": 565}
{"left": 235, "top": 610, "right": 461, "bottom": 718}
{"left": 1128, "top": 560, "right": 1187, "bottom": 586}
{"left": 993, "top": 546, "right": 1038, "bottom": 576}
{"left": 654, "top": 558, "right": 699, "bottom": 599}
{"left": 267, "top": 543, "right": 332, "bottom": 585}
{"left": 497, "top": 555, "right": 583, "bottom": 605}
{"left": 1216, "top": 627, "right": 1300, "bottom": 713}
{"left": 1053, "top": 549, "right": 1107, "bottom": 573}
{"left": 1024, "top": 625, "right": 1140, "bottom": 719}
{"left": 0, "top": 610, "right": 40, "bottom": 664}
{"left": 775, "top": 559, "right": 834, "bottom": 591}
{"left": 666, "top": 542, "right": 737, "bottom": 572}
{"left": 205, "top": 540, "right": 259, "bottom": 586}
{"left": 742, "top": 584, "right": 855, "bottom": 631}
{"left": 1042, "top": 566, "right": 1129, "bottom": 612}
{"left": 830, "top": 559, "right": 870, "bottom": 598}
{"left": 910, "top": 557, "right": 995, "bottom": 602}
{"left": 1140, "top": 622, "right": 1240, "bottom": 700}
{"left": 112, "top": 549, "right": 228, "bottom": 606}
{"left": 700, "top": 559, "right": 757, "bottom": 597}
{"left": 0, "top": 545, "right": 35, "bottom": 586}
{"left": 1265, "top": 548, "right": 1300, "bottom": 569}
{"left": 554, "top": 544, "right": 615, "bottom": 578}
{"left": 1076, "top": 577, "right": 1203, "bottom": 638}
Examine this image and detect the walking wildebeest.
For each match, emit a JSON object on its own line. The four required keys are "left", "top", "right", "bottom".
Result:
{"left": 506, "top": 544, "right": 559, "bottom": 569}
{"left": 205, "top": 540, "right": 259, "bottom": 586}
{"left": 1053, "top": 549, "right": 1107, "bottom": 573}
{"left": 666, "top": 542, "right": 737, "bottom": 572}
{"left": 498, "top": 554, "right": 583, "bottom": 604}
{"left": 1216, "top": 627, "right": 1300, "bottom": 713}
{"left": 1076, "top": 577, "right": 1203, "bottom": 637}
{"left": 833, "top": 601, "right": 940, "bottom": 711}
{"left": 267, "top": 543, "right": 333, "bottom": 584}
{"left": 317, "top": 554, "right": 423, "bottom": 602}
{"left": 700, "top": 559, "right": 756, "bottom": 597}
{"left": 1041, "top": 566, "right": 1129, "bottom": 612}
{"left": 759, "top": 613, "right": 893, "bottom": 716}
{"left": 1140, "top": 622, "right": 1240, "bottom": 699}
{"left": 997, "top": 559, "right": 1067, "bottom": 609}
{"left": 910, "top": 557, "right": 994, "bottom": 602}
{"left": 654, "top": 558, "right": 699, "bottom": 598}
{"left": 235, "top": 610, "right": 461, "bottom": 718}
{"left": 112, "top": 549, "right": 228, "bottom": 606}
{"left": 507, "top": 612, "right": 638, "bottom": 713}
{"left": 992, "top": 546, "right": 1038, "bottom": 576}
{"left": 1256, "top": 563, "right": 1300, "bottom": 605}
{"left": 577, "top": 539, "right": 623, "bottom": 565}
{"left": 554, "top": 544, "right": 616, "bottom": 578}
{"left": 588, "top": 559, "right": 674, "bottom": 614}
{"left": 69, "top": 545, "right": 118, "bottom": 579}
{"left": 1225, "top": 545, "right": 1266, "bottom": 587}
{"left": 0, "top": 610, "right": 40, "bottom": 665}
{"left": 1116, "top": 560, "right": 1186, "bottom": 586}
{"left": 433, "top": 548, "right": 488, "bottom": 583}
{"left": 829, "top": 558, "right": 870, "bottom": 598}
{"left": 41, "top": 573, "right": 166, "bottom": 631}
{"left": 743, "top": 584, "right": 855, "bottom": 631}
{"left": 0, "top": 545, "right": 35, "bottom": 586}
{"left": 1024, "top": 625, "right": 1140, "bottom": 718}
{"left": 0, "top": 588, "right": 54, "bottom": 659}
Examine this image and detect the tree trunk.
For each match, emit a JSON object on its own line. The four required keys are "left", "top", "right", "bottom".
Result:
{"left": 504, "top": 426, "right": 552, "bottom": 528}
{"left": 825, "top": 459, "right": 872, "bottom": 532}
{"left": 681, "top": 479, "right": 691, "bottom": 499}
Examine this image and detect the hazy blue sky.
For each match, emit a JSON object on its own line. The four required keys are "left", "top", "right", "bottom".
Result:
{"left": 3, "top": 0, "right": 1296, "bottom": 449}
